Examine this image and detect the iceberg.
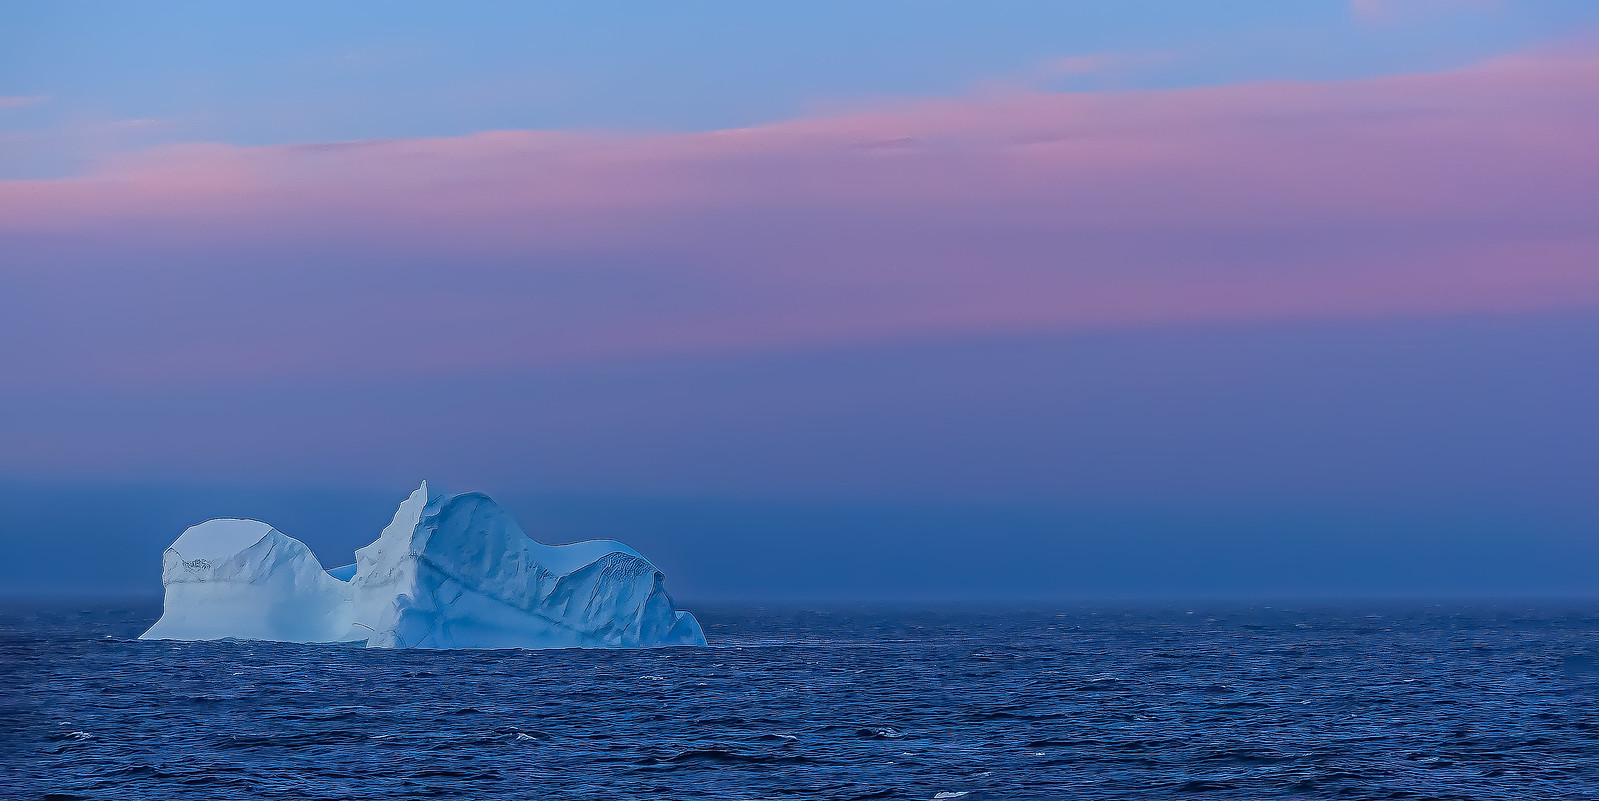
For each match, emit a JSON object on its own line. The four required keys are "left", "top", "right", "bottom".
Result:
{"left": 139, "top": 482, "right": 707, "bottom": 649}
{"left": 138, "top": 518, "right": 356, "bottom": 644}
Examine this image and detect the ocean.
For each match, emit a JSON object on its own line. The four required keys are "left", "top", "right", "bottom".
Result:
{"left": 5, "top": 601, "right": 1599, "bottom": 800}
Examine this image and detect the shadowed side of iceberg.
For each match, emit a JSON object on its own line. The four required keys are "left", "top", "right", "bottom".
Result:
{"left": 345, "top": 489, "right": 708, "bottom": 649}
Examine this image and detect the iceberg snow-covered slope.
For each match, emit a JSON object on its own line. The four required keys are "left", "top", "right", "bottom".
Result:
{"left": 139, "top": 482, "right": 706, "bottom": 649}
{"left": 139, "top": 519, "right": 356, "bottom": 643}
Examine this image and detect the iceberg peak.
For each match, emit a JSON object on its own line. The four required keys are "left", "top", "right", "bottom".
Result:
{"left": 168, "top": 518, "right": 277, "bottom": 563}
{"left": 140, "top": 481, "right": 706, "bottom": 650}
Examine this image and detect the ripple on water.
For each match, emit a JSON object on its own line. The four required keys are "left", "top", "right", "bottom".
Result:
{"left": 6, "top": 601, "right": 1599, "bottom": 800}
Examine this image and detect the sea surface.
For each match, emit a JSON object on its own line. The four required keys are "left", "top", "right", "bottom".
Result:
{"left": 5, "top": 601, "right": 1599, "bottom": 800}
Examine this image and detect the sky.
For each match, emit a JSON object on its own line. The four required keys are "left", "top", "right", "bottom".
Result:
{"left": 2, "top": 1, "right": 1598, "bottom": 600}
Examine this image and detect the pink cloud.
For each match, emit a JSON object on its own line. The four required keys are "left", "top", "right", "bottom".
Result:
{"left": 1028, "top": 52, "right": 1173, "bottom": 81}
{"left": 1, "top": 47, "right": 1596, "bottom": 388}
{"left": 0, "top": 95, "right": 48, "bottom": 109}
{"left": 1351, "top": 0, "right": 1500, "bottom": 23}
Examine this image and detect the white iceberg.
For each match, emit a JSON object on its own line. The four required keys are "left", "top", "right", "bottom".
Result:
{"left": 140, "top": 481, "right": 706, "bottom": 649}
{"left": 139, "top": 518, "right": 356, "bottom": 644}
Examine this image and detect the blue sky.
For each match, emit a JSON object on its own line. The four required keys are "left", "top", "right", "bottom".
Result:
{"left": 3, "top": 2, "right": 1598, "bottom": 599}
{"left": 4, "top": 1, "right": 1598, "bottom": 176}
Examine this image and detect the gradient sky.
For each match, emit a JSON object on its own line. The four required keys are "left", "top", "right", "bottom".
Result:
{"left": 3, "top": 2, "right": 1598, "bottom": 599}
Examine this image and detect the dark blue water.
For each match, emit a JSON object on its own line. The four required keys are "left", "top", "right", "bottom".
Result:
{"left": 6, "top": 601, "right": 1599, "bottom": 800}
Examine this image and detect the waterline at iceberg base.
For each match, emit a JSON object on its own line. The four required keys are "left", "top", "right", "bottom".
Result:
{"left": 139, "top": 481, "right": 706, "bottom": 649}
